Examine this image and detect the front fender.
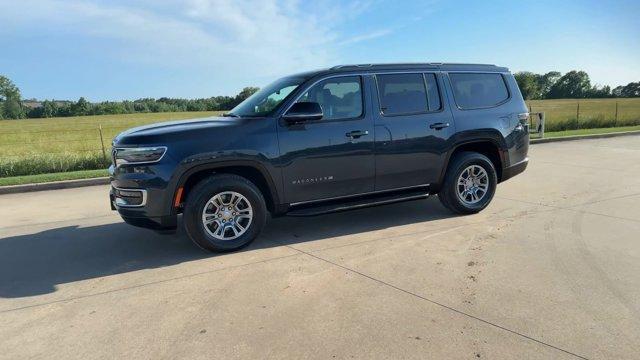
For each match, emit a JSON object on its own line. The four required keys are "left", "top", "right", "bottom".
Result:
{"left": 167, "top": 154, "right": 283, "bottom": 215}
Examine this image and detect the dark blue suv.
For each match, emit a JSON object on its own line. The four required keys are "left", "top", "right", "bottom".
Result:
{"left": 110, "top": 63, "right": 529, "bottom": 252}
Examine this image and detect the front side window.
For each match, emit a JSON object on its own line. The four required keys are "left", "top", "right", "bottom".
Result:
{"left": 296, "top": 76, "right": 363, "bottom": 120}
{"left": 449, "top": 73, "right": 509, "bottom": 109}
{"left": 229, "top": 76, "right": 306, "bottom": 117}
{"left": 376, "top": 73, "right": 429, "bottom": 116}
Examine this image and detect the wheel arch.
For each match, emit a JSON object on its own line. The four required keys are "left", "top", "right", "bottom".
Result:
{"left": 436, "top": 138, "right": 506, "bottom": 192}
{"left": 172, "top": 160, "right": 281, "bottom": 215}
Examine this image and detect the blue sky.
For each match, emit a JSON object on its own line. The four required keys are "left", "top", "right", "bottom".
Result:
{"left": 1, "top": 0, "right": 638, "bottom": 101}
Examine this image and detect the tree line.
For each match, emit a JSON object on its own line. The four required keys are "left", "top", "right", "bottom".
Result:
{"left": 514, "top": 70, "right": 639, "bottom": 100}
{"left": 2, "top": 71, "right": 639, "bottom": 120}
{"left": 24, "top": 88, "right": 258, "bottom": 119}
{"left": 0, "top": 74, "right": 258, "bottom": 120}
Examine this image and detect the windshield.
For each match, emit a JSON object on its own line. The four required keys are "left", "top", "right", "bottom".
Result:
{"left": 228, "top": 76, "right": 306, "bottom": 117}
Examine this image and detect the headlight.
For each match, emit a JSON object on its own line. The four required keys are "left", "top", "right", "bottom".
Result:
{"left": 113, "top": 146, "right": 167, "bottom": 166}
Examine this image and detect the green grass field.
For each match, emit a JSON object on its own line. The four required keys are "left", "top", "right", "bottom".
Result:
{"left": 0, "top": 111, "right": 222, "bottom": 177}
{"left": 0, "top": 99, "right": 639, "bottom": 181}
{"left": 543, "top": 125, "right": 640, "bottom": 138}
{"left": 0, "top": 169, "right": 109, "bottom": 186}
{"left": 526, "top": 98, "right": 640, "bottom": 131}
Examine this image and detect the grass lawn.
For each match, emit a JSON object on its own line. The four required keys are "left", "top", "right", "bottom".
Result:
{"left": 0, "top": 111, "right": 222, "bottom": 177}
{"left": 0, "top": 111, "right": 222, "bottom": 158}
{"left": 525, "top": 98, "right": 640, "bottom": 131}
{"left": 0, "top": 169, "right": 108, "bottom": 186}
{"left": 542, "top": 125, "right": 640, "bottom": 138}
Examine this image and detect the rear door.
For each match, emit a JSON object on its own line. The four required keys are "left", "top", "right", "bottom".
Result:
{"left": 372, "top": 72, "right": 455, "bottom": 190}
{"left": 278, "top": 75, "right": 376, "bottom": 204}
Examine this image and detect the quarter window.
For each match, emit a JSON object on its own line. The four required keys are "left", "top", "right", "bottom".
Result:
{"left": 449, "top": 73, "right": 509, "bottom": 109}
{"left": 296, "top": 76, "right": 363, "bottom": 120}
{"left": 425, "top": 73, "right": 441, "bottom": 111}
{"left": 377, "top": 73, "right": 428, "bottom": 116}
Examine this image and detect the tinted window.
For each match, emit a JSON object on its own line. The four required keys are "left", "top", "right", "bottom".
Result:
{"left": 297, "top": 76, "right": 362, "bottom": 120}
{"left": 377, "top": 73, "right": 428, "bottom": 115}
{"left": 424, "top": 73, "right": 441, "bottom": 111}
{"left": 449, "top": 73, "right": 509, "bottom": 109}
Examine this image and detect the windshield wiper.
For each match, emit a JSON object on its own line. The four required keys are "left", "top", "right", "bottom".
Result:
{"left": 222, "top": 112, "right": 240, "bottom": 118}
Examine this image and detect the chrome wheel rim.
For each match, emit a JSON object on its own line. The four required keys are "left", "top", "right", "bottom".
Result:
{"left": 202, "top": 191, "right": 253, "bottom": 241}
{"left": 456, "top": 165, "right": 489, "bottom": 205}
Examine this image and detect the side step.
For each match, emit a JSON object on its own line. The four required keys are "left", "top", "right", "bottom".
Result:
{"left": 286, "top": 190, "right": 429, "bottom": 217}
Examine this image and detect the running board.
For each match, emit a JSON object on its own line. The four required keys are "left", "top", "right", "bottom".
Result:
{"left": 286, "top": 190, "right": 429, "bottom": 217}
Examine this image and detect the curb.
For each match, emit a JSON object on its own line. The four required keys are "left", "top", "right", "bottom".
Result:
{"left": 530, "top": 130, "right": 640, "bottom": 144}
{"left": 0, "top": 177, "right": 110, "bottom": 195}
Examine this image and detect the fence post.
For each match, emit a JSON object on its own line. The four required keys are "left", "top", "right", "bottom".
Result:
{"left": 576, "top": 102, "right": 580, "bottom": 128}
{"left": 98, "top": 124, "right": 107, "bottom": 162}
{"left": 615, "top": 101, "right": 619, "bottom": 125}
{"left": 540, "top": 112, "right": 545, "bottom": 138}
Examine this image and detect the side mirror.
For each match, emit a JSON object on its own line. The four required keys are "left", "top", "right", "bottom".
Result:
{"left": 283, "top": 102, "right": 323, "bottom": 123}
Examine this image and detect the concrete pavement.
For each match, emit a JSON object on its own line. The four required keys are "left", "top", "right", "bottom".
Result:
{"left": 1, "top": 136, "right": 639, "bottom": 359}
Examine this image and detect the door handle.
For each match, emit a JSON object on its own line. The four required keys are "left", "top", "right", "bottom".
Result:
{"left": 345, "top": 130, "right": 369, "bottom": 139}
{"left": 429, "top": 122, "right": 450, "bottom": 130}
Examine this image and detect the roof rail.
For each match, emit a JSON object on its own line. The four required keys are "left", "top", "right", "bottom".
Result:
{"left": 326, "top": 63, "right": 507, "bottom": 72}
{"left": 330, "top": 64, "right": 374, "bottom": 70}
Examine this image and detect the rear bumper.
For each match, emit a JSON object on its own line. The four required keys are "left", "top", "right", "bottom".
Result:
{"left": 501, "top": 157, "right": 528, "bottom": 182}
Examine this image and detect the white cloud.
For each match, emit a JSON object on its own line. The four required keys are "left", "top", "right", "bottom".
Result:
{"left": 337, "top": 28, "right": 393, "bottom": 46}
{"left": 0, "top": 0, "right": 390, "bottom": 78}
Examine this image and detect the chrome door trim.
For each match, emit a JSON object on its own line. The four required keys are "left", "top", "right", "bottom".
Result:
{"left": 288, "top": 183, "right": 429, "bottom": 206}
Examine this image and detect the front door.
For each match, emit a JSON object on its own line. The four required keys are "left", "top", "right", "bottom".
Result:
{"left": 278, "top": 75, "right": 375, "bottom": 204}
{"left": 373, "top": 72, "right": 455, "bottom": 190}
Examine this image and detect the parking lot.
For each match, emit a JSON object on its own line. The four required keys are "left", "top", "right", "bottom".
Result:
{"left": 1, "top": 136, "right": 639, "bottom": 359}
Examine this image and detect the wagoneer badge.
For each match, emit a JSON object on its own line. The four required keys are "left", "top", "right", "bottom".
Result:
{"left": 292, "top": 176, "right": 334, "bottom": 185}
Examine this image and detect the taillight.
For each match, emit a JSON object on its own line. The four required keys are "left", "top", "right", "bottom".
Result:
{"left": 517, "top": 112, "right": 529, "bottom": 122}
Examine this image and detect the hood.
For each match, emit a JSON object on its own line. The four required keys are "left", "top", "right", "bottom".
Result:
{"left": 113, "top": 116, "right": 243, "bottom": 145}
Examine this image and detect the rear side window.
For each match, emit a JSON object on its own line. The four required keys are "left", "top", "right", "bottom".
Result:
{"left": 377, "top": 73, "right": 428, "bottom": 116}
{"left": 449, "top": 73, "right": 509, "bottom": 109}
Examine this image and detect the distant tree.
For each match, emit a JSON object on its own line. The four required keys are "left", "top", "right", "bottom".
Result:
{"left": 621, "top": 82, "right": 640, "bottom": 97}
{"left": 515, "top": 71, "right": 562, "bottom": 99}
{"left": 0, "top": 75, "right": 25, "bottom": 119}
{"left": 612, "top": 86, "right": 625, "bottom": 97}
{"left": 72, "top": 97, "right": 91, "bottom": 116}
{"left": 514, "top": 72, "right": 540, "bottom": 100}
{"left": 235, "top": 87, "right": 259, "bottom": 103}
{"left": 588, "top": 85, "right": 612, "bottom": 98}
{"left": 547, "top": 71, "right": 592, "bottom": 99}
{"left": 42, "top": 100, "right": 58, "bottom": 117}
{"left": 539, "top": 71, "right": 561, "bottom": 98}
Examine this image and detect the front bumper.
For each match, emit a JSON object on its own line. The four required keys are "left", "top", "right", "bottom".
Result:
{"left": 110, "top": 186, "right": 177, "bottom": 231}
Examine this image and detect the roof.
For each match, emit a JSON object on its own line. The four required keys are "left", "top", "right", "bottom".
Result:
{"left": 295, "top": 63, "right": 509, "bottom": 79}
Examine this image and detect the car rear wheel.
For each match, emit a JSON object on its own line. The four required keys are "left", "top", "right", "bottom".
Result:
{"left": 183, "top": 174, "right": 267, "bottom": 252}
{"left": 438, "top": 152, "right": 497, "bottom": 214}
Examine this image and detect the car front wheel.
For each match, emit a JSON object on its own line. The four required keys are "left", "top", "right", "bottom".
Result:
{"left": 183, "top": 174, "right": 267, "bottom": 252}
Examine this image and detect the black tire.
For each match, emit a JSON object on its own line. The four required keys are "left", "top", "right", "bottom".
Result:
{"left": 438, "top": 152, "right": 497, "bottom": 215}
{"left": 183, "top": 174, "right": 267, "bottom": 252}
